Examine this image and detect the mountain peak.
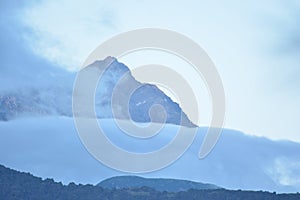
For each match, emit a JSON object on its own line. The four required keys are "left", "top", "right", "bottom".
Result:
{"left": 97, "top": 56, "right": 117, "bottom": 67}
{"left": 104, "top": 56, "right": 117, "bottom": 63}
{"left": 89, "top": 57, "right": 195, "bottom": 127}
{"left": 0, "top": 57, "right": 195, "bottom": 127}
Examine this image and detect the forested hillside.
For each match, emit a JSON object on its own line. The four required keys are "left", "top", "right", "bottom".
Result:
{"left": 1, "top": 165, "right": 299, "bottom": 200}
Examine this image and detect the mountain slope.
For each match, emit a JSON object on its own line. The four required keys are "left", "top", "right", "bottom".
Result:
{"left": 98, "top": 176, "right": 220, "bottom": 192}
{"left": 0, "top": 57, "right": 194, "bottom": 126}
{"left": 87, "top": 56, "right": 194, "bottom": 126}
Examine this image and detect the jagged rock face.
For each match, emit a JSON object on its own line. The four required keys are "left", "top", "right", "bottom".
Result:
{"left": 91, "top": 57, "right": 195, "bottom": 127}
{"left": 0, "top": 57, "right": 195, "bottom": 127}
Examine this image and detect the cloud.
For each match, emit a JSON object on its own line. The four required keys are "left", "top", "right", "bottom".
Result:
{"left": 20, "top": 0, "right": 118, "bottom": 71}
{"left": 266, "top": 157, "right": 300, "bottom": 187}
{"left": 1, "top": 118, "right": 300, "bottom": 193}
{"left": 260, "top": 0, "right": 300, "bottom": 88}
{"left": 0, "top": 0, "right": 72, "bottom": 92}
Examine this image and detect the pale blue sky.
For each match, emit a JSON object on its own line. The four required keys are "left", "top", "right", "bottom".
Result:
{"left": 1, "top": 0, "right": 300, "bottom": 141}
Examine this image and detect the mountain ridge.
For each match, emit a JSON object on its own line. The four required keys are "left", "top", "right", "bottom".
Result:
{"left": 0, "top": 57, "right": 195, "bottom": 127}
{"left": 1, "top": 164, "right": 299, "bottom": 200}
{"left": 98, "top": 175, "right": 220, "bottom": 192}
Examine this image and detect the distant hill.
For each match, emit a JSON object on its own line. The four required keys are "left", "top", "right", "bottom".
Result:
{"left": 98, "top": 176, "right": 220, "bottom": 192}
{"left": 1, "top": 164, "right": 300, "bottom": 200}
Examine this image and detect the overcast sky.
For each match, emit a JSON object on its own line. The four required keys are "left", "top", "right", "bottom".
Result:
{"left": 1, "top": 0, "right": 300, "bottom": 142}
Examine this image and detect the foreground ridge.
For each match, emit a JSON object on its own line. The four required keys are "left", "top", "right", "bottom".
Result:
{"left": 0, "top": 164, "right": 299, "bottom": 200}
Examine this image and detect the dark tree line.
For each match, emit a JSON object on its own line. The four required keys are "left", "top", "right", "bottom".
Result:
{"left": 0, "top": 165, "right": 299, "bottom": 200}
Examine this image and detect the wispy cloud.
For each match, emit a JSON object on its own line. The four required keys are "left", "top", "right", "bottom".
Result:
{"left": 0, "top": 0, "right": 73, "bottom": 93}
{"left": 266, "top": 157, "right": 300, "bottom": 187}
{"left": 20, "top": 0, "right": 118, "bottom": 71}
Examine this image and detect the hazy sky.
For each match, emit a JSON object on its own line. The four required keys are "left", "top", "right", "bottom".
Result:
{"left": 1, "top": 0, "right": 300, "bottom": 142}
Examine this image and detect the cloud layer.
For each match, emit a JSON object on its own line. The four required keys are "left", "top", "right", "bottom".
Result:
{"left": 0, "top": 117, "right": 299, "bottom": 193}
